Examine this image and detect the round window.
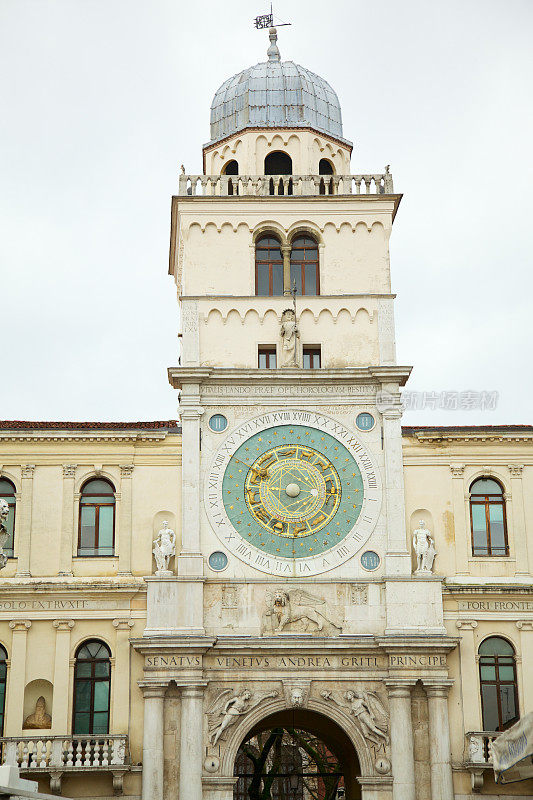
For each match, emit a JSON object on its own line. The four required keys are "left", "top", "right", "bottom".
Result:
{"left": 360, "top": 550, "right": 380, "bottom": 571}
{"left": 356, "top": 412, "right": 375, "bottom": 431}
{"left": 208, "top": 551, "right": 229, "bottom": 571}
{"left": 209, "top": 414, "right": 228, "bottom": 433}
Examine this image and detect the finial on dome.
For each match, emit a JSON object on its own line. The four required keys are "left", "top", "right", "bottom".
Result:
{"left": 267, "top": 27, "right": 280, "bottom": 62}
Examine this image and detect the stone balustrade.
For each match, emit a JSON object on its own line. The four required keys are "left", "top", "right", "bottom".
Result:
{"left": 178, "top": 170, "right": 394, "bottom": 197}
{"left": 466, "top": 730, "right": 501, "bottom": 764}
{"left": 0, "top": 735, "right": 129, "bottom": 794}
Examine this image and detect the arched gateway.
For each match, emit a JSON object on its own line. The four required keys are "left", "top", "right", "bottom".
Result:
{"left": 233, "top": 709, "right": 361, "bottom": 800}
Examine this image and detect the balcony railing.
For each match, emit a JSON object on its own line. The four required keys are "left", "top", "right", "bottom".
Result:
{"left": 0, "top": 735, "right": 130, "bottom": 794}
{"left": 178, "top": 171, "right": 394, "bottom": 197}
{"left": 465, "top": 731, "right": 501, "bottom": 791}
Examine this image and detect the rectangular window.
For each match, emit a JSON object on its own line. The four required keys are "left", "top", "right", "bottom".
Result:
{"left": 258, "top": 347, "right": 277, "bottom": 369}
{"left": 303, "top": 347, "right": 321, "bottom": 369}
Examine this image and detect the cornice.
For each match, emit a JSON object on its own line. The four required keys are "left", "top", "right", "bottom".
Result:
{"left": 0, "top": 431, "right": 177, "bottom": 444}
{"left": 168, "top": 365, "right": 412, "bottom": 389}
{"left": 0, "top": 578, "right": 146, "bottom": 594}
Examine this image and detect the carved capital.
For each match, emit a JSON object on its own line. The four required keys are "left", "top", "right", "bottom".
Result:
{"left": 423, "top": 679, "right": 454, "bottom": 698}
{"left": 9, "top": 619, "right": 31, "bottom": 631}
{"left": 516, "top": 620, "right": 533, "bottom": 631}
{"left": 119, "top": 465, "right": 134, "bottom": 478}
{"left": 21, "top": 465, "right": 35, "bottom": 479}
{"left": 456, "top": 620, "right": 478, "bottom": 631}
{"left": 384, "top": 679, "right": 416, "bottom": 698}
{"left": 138, "top": 681, "right": 168, "bottom": 698}
{"left": 508, "top": 464, "right": 524, "bottom": 477}
{"left": 113, "top": 618, "right": 134, "bottom": 631}
{"left": 450, "top": 464, "right": 465, "bottom": 477}
{"left": 62, "top": 464, "right": 77, "bottom": 478}
{"left": 53, "top": 619, "right": 75, "bottom": 631}
{"left": 181, "top": 685, "right": 205, "bottom": 700}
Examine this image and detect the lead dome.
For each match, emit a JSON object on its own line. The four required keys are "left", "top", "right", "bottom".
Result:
{"left": 209, "top": 28, "right": 344, "bottom": 145}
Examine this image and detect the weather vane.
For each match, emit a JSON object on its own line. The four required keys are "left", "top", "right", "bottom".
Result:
{"left": 253, "top": 3, "right": 291, "bottom": 29}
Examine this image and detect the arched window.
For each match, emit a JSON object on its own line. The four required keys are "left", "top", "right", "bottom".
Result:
{"left": 78, "top": 479, "right": 115, "bottom": 557}
{"left": 0, "top": 479, "right": 16, "bottom": 557}
{"left": 222, "top": 159, "right": 239, "bottom": 175}
{"left": 73, "top": 640, "right": 111, "bottom": 735}
{"left": 479, "top": 637, "right": 519, "bottom": 731}
{"left": 255, "top": 235, "right": 284, "bottom": 296}
{"left": 0, "top": 645, "right": 7, "bottom": 735}
{"left": 319, "top": 158, "right": 334, "bottom": 175}
{"left": 290, "top": 235, "right": 319, "bottom": 295}
{"left": 470, "top": 478, "right": 508, "bottom": 557}
{"left": 264, "top": 152, "right": 292, "bottom": 175}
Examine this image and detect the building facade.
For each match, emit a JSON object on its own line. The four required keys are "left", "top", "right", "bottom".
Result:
{"left": 0, "top": 28, "right": 532, "bottom": 800}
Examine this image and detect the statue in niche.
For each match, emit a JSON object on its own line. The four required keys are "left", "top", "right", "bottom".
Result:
{"left": 23, "top": 696, "right": 52, "bottom": 730}
{"left": 152, "top": 521, "right": 176, "bottom": 574}
{"left": 206, "top": 688, "right": 278, "bottom": 746}
{"left": 0, "top": 500, "right": 10, "bottom": 570}
{"left": 279, "top": 308, "right": 299, "bottom": 367}
{"left": 321, "top": 688, "right": 389, "bottom": 747}
{"left": 262, "top": 588, "right": 342, "bottom": 635}
{"left": 412, "top": 519, "right": 436, "bottom": 573}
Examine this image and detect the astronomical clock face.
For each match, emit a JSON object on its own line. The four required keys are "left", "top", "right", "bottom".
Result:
{"left": 205, "top": 410, "right": 382, "bottom": 576}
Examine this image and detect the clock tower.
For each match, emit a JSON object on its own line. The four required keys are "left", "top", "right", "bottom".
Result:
{"left": 137, "top": 27, "right": 455, "bottom": 800}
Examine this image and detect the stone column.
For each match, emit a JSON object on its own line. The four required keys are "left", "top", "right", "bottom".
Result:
{"left": 112, "top": 619, "right": 134, "bottom": 733}
{"left": 118, "top": 466, "right": 134, "bottom": 575}
{"left": 381, "top": 406, "right": 410, "bottom": 575}
{"left": 15, "top": 465, "right": 35, "bottom": 577}
{"left": 385, "top": 680, "right": 416, "bottom": 800}
{"left": 281, "top": 245, "right": 291, "bottom": 294}
{"left": 139, "top": 682, "right": 166, "bottom": 800}
{"left": 51, "top": 620, "right": 75, "bottom": 734}
{"left": 5, "top": 620, "right": 31, "bottom": 734}
{"left": 425, "top": 681, "right": 454, "bottom": 800}
{"left": 179, "top": 685, "right": 205, "bottom": 800}
{"left": 516, "top": 621, "right": 533, "bottom": 713}
{"left": 59, "top": 465, "right": 77, "bottom": 575}
{"left": 450, "top": 465, "right": 468, "bottom": 574}
{"left": 455, "top": 620, "right": 481, "bottom": 732}
{"left": 508, "top": 466, "right": 529, "bottom": 576}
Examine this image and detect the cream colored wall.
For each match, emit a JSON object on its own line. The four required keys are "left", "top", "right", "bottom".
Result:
{"left": 204, "top": 129, "right": 351, "bottom": 175}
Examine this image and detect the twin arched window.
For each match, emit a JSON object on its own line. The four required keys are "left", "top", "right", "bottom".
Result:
{"left": 78, "top": 479, "right": 116, "bottom": 557}
{"left": 0, "top": 479, "right": 16, "bottom": 557}
{"left": 73, "top": 640, "right": 111, "bottom": 735}
{"left": 255, "top": 235, "right": 319, "bottom": 296}
{"left": 470, "top": 478, "right": 508, "bottom": 557}
{"left": 479, "top": 637, "right": 518, "bottom": 731}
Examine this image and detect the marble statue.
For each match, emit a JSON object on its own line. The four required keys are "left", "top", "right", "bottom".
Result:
{"left": 262, "top": 588, "right": 342, "bottom": 634}
{"left": 321, "top": 689, "right": 389, "bottom": 746}
{"left": 23, "top": 696, "right": 52, "bottom": 729}
{"left": 0, "top": 499, "right": 10, "bottom": 570}
{"left": 152, "top": 521, "right": 176, "bottom": 574}
{"left": 279, "top": 308, "right": 299, "bottom": 367}
{"left": 206, "top": 688, "right": 278, "bottom": 746}
{"left": 412, "top": 519, "right": 436, "bottom": 573}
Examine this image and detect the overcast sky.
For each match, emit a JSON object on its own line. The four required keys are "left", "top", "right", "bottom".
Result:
{"left": 1, "top": 0, "right": 532, "bottom": 425}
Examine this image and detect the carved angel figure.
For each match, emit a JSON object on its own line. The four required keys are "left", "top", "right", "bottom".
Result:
{"left": 321, "top": 689, "right": 389, "bottom": 746}
{"left": 412, "top": 519, "right": 436, "bottom": 573}
{"left": 262, "top": 588, "right": 342, "bottom": 634}
{"left": 0, "top": 499, "right": 10, "bottom": 570}
{"left": 206, "top": 688, "right": 278, "bottom": 746}
{"left": 152, "top": 521, "right": 176, "bottom": 573}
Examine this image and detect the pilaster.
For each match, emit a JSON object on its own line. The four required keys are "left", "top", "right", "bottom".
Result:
{"left": 5, "top": 620, "right": 31, "bottom": 734}
{"left": 59, "top": 465, "right": 77, "bottom": 575}
{"left": 508, "top": 466, "right": 529, "bottom": 576}
{"left": 112, "top": 618, "right": 134, "bottom": 732}
{"left": 178, "top": 387, "right": 204, "bottom": 579}
{"left": 139, "top": 682, "right": 167, "bottom": 800}
{"left": 455, "top": 620, "right": 481, "bottom": 732}
{"left": 51, "top": 619, "right": 75, "bottom": 734}
{"left": 424, "top": 680, "right": 454, "bottom": 800}
{"left": 381, "top": 406, "right": 410, "bottom": 575}
{"left": 385, "top": 680, "right": 416, "bottom": 800}
{"left": 118, "top": 465, "right": 134, "bottom": 575}
{"left": 15, "top": 465, "right": 35, "bottom": 577}
{"left": 449, "top": 465, "right": 468, "bottom": 574}
{"left": 516, "top": 620, "right": 533, "bottom": 713}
